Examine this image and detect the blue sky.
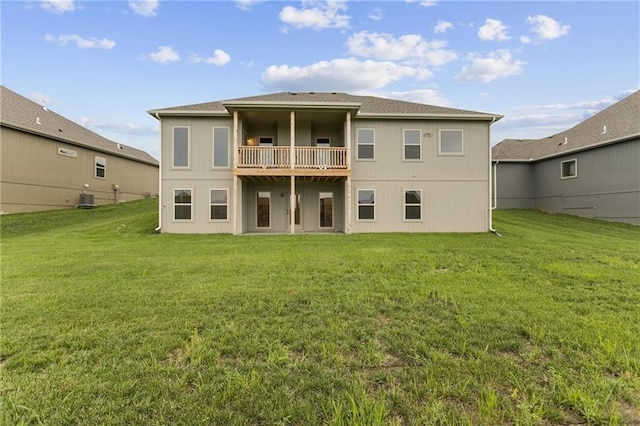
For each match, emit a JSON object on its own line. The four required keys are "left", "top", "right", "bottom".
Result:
{"left": 2, "top": 0, "right": 638, "bottom": 160}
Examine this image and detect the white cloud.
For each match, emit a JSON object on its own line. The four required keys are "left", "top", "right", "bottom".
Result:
{"left": 279, "top": 0, "right": 350, "bottom": 30}
{"left": 434, "top": 20, "right": 453, "bottom": 34}
{"left": 375, "top": 89, "right": 451, "bottom": 107}
{"left": 146, "top": 46, "right": 180, "bottom": 63}
{"left": 128, "top": 0, "right": 159, "bottom": 17}
{"left": 77, "top": 117, "right": 157, "bottom": 137}
{"left": 190, "top": 49, "right": 231, "bottom": 66}
{"left": 368, "top": 8, "right": 383, "bottom": 21}
{"left": 40, "top": 0, "right": 75, "bottom": 14}
{"left": 525, "top": 15, "right": 570, "bottom": 41}
{"left": 478, "top": 18, "right": 510, "bottom": 41}
{"left": 235, "top": 0, "right": 265, "bottom": 11}
{"left": 262, "top": 58, "right": 427, "bottom": 92}
{"left": 455, "top": 49, "right": 524, "bottom": 83}
{"left": 44, "top": 34, "right": 116, "bottom": 49}
{"left": 347, "top": 31, "right": 457, "bottom": 67}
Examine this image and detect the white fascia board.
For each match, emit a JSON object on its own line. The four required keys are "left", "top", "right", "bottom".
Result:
{"left": 222, "top": 101, "right": 362, "bottom": 110}
{"left": 355, "top": 112, "right": 503, "bottom": 121}
{"left": 147, "top": 109, "right": 230, "bottom": 117}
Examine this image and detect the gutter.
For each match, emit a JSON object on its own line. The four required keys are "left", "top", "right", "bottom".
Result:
{"left": 154, "top": 112, "right": 162, "bottom": 233}
{"left": 488, "top": 116, "right": 502, "bottom": 237}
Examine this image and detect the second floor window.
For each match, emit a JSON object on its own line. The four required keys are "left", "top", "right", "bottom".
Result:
{"left": 173, "top": 127, "right": 189, "bottom": 167}
{"left": 404, "top": 129, "right": 421, "bottom": 160}
{"left": 357, "top": 129, "right": 374, "bottom": 160}
{"left": 95, "top": 156, "right": 106, "bottom": 178}
{"left": 213, "top": 127, "right": 230, "bottom": 168}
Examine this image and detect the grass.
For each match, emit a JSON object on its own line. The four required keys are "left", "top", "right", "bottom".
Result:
{"left": 1, "top": 199, "right": 639, "bottom": 425}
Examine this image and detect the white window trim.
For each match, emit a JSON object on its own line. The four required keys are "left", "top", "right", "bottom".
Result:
{"left": 356, "top": 128, "right": 375, "bottom": 161}
{"left": 403, "top": 129, "right": 422, "bottom": 161}
{"left": 209, "top": 188, "right": 229, "bottom": 222}
{"left": 403, "top": 189, "right": 423, "bottom": 222}
{"left": 95, "top": 156, "right": 106, "bottom": 179}
{"left": 256, "top": 191, "right": 271, "bottom": 229}
{"left": 357, "top": 189, "right": 376, "bottom": 221}
{"left": 172, "top": 126, "right": 190, "bottom": 169}
{"left": 438, "top": 129, "right": 464, "bottom": 156}
{"left": 561, "top": 158, "right": 578, "bottom": 179}
{"left": 173, "top": 188, "right": 193, "bottom": 222}
{"left": 319, "top": 191, "right": 334, "bottom": 229}
{"left": 212, "top": 126, "right": 231, "bottom": 169}
{"left": 316, "top": 137, "right": 331, "bottom": 146}
{"left": 258, "top": 136, "right": 275, "bottom": 146}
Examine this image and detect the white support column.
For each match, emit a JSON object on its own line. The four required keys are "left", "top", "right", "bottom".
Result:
{"left": 290, "top": 111, "right": 295, "bottom": 169}
{"left": 346, "top": 111, "right": 352, "bottom": 169}
{"left": 233, "top": 110, "right": 239, "bottom": 235}
{"left": 290, "top": 176, "right": 296, "bottom": 234}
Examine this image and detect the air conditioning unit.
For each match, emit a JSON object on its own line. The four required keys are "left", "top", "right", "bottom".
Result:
{"left": 76, "top": 193, "right": 95, "bottom": 208}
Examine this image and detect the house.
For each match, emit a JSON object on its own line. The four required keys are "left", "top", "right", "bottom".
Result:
{"left": 492, "top": 90, "right": 639, "bottom": 224}
{"left": 148, "top": 92, "right": 502, "bottom": 234}
{"left": 0, "top": 85, "right": 159, "bottom": 214}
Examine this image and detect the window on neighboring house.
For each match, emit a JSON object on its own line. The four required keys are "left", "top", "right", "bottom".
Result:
{"left": 404, "top": 189, "right": 422, "bottom": 220}
{"left": 439, "top": 129, "right": 464, "bottom": 155}
{"left": 357, "top": 189, "right": 375, "bottom": 220}
{"left": 95, "top": 156, "right": 106, "bottom": 178}
{"left": 404, "top": 129, "right": 421, "bottom": 160}
{"left": 213, "top": 127, "right": 230, "bottom": 168}
{"left": 210, "top": 189, "right": 228, "bottom": 220}
{"left": 257, "top": 191, "right": 271, "bottom": 228}
{"left": 174, "top": 189, "right": 192, "bottom": 220}
{"left": 173, "top": 127, "right": 189, "bottom": 167}
{"left": 561, "top": 159, "right": 577, "bottom": 179}
{"left": 357, "top": 129, "right": 375, "bottom": 160}
{"left": 319, "top": 192, "right": 333, "bottom": 228}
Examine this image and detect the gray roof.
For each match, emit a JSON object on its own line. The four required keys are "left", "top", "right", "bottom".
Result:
{"left": 493, "top": 90, "right": 640, "bottom": 161}
{"left": 149, "top": 91, "right": 502, "bottom": 120}
{"left": 1, "top": 85, "right": 158, "bottom": 166}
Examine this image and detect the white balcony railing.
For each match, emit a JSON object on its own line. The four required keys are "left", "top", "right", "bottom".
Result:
{"left": 238, "top": 146, "right": 347, "bottom": 169}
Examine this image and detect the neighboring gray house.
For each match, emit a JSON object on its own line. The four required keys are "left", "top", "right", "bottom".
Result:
{"left": 1, "top": 85, "right": 159, "bottom": 214}
{"left": 149, "top": 92, "right": 502, "bottom": 234}
{"left": 492, "top": 90, "right": 639, "bottom": 224}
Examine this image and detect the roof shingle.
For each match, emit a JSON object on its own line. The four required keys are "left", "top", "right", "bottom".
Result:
{"left": 1, "top": 85, "right": 158, "bottom": 165}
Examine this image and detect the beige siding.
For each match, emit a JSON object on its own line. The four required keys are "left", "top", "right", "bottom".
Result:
{"left": 350, "top": 119, "right": 491, "bottom": 232}
{"left": 0, "top": 127, "right": 158, "bottom": 214}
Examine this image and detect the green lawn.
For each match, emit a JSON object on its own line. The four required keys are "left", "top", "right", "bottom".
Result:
{"left": 1, "top": 199, "right": 639, "bottom": 425}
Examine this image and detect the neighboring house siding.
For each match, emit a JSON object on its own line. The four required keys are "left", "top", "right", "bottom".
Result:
{"left": 351, "top": 119, "right": 490, "bottom": 232}
{"left": 534, "top": 139, "right": 640, "bottom": 223}
{"left": 493, "top": 162, "right": 535, "bottom": 209}
{"left": 0, "top": 127, "right": 158, "bottom": 213}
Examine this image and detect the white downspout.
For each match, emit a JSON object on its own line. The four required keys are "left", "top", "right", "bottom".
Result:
{"left": 155, "top": 112, "right": 162, "bottom": 232}
{"left": 489, "top": 116, "right": 501, "bottom": 236}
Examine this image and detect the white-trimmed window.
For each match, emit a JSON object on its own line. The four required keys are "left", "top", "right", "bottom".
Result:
{"left": 58, "top": 147, "right": 77, "bottom": 158}
{"left": 404, "top": 129, "right": 421, "bottom": 160}
{"left": 439, "top": 129, "right": 464, "bottom": 155}
{"left": 319, "top": 192, "right": 333, "bottom": 228}
{"left": 173, "top": 127, "right": 190, "bottom": 168}
{"left": 95, "top": 156, "right": 106, "bottom": 179}
{"left": 210, "top": 189, "right": 228, "bottom": 220}
{"left": 174, "top": 189, "right": 192, "bottom": 221}
{"left": 357, "top": 128, "right": 375, "bottom": 160}
{"left": 357, "top": 189, "right": 375, "bottom": 220}
{"left": 213, "top": 127, "right": 230, "bottom": 168}
{"left": 404, "top": 189, "right": 422, "bottom": 220}
{"left": 256, "top": 191, "right": 271, "bottom": 228}
{"left": 561, "top": 159, "right": 577, "bottom": 179}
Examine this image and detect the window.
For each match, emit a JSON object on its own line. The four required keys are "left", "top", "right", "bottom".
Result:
{"left": 259, "top": 137, "right": 274, "bottom": 146}
{"left": 439, "top": 129, "right": 463, "bottom": 155}
{"left": 95, "top": 156, "right": 106, "bottom": 178}
{"left": 174, "top": 189, "right": 192, "bottom": 220}
{"left": 404, "top": 129, "right": 421, "bottom": 160}
{"left": 357, "top": 129, "right": 374, "bottom": 160}
{"left": 213, "top": 127, "right": 230, "bottom": 168}
{"left": 257, "top": 191, "right": 271, "bottom": 228}
{"left": 319, "top": 192, "right": 333, "bottom": 228}
{"left": 210, "top": 189, "right": 228, "bottom": 220}
{"left": 173, "top": 127, "right": 189, "bottom": 167}
{"left": 317, "top": 138, "right": 331, "bottom": 167}
{"left": 58, "top": 147, "right": 77, "bottom": 158}
{"left": 561, "top": 159, "right": 577, "bottom": 179}
{"left": 357, "top": 189, "right": 375, "bottom": 220}
{"left": 404, "top": 190, "right": 422, "bottom": 220}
